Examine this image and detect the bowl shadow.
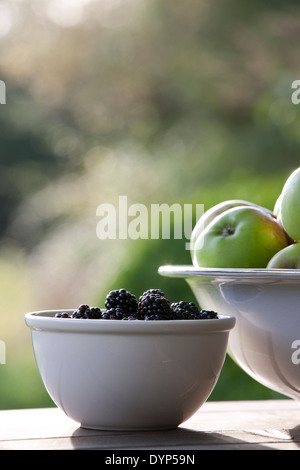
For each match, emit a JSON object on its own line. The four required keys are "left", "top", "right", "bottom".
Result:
{"left": 69, "top": 424, "right": 296, "bottom": 450}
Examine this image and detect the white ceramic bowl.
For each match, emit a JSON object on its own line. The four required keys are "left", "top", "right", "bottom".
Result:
{"left": 25, "top": 310, "right": 235, "bottom": 431}
{"left": 159, "top": 265, "right": 300, "bottom": 401}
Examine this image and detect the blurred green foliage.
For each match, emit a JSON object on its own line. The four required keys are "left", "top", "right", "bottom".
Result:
{"left": 0, "top": 0, "right": 299, "bottom": 408}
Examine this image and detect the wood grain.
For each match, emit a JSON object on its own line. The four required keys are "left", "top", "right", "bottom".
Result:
{"left": 0, "top": 400, "right": 299, "bottom": 450}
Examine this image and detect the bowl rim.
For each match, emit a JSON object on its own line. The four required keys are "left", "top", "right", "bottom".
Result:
{"left": 158, "top": 264, "right": 300, "bottom": 280}
{"left": 24, "top": 309, "right": 235, "bottom": 334}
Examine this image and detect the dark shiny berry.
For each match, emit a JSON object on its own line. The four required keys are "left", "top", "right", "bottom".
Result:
{"left": 138, "top": 292, "right": 173, "bottom": 320}
{"left": 71, "top": 304, "right": 102, "bottom": 319}
{"left": 55, "top": 312, "right": 71, "bottom": 318}
{"left": 171, "top": 301, "right": 200, "bottom": 319}
{"left": 72, "top": 310, "right": 86, "bottom": 319}
{"left": 85, "top": 307, "right": 102, "bottom": 319}
{"left": 199, "top": 309, "right": 218, "bottom": 319}
{"left": 139, "top": 289, "right": 166, "bottom": 301}
{"left": 170, "top": 302, "right": 218, "bottom": 320}
{"left": 103, "top": 307, "right": 125, "bottom": 320}
{"left": 105, "top": 289, "right": 138, "bottom": 314}
{"left": 78, "top": 304, "right": 89, "bottom": 311}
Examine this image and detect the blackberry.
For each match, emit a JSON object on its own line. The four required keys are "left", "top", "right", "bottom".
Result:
{"left": 102, "top": 307, "right": 144, "bottom": 320}
{"left": 139, "top": 288, "right": 166, "bottom": 301}
{"left": 72, "top": 304, "right": 89, "bottom": 319}
{"left": 85, "top": 307, "right": 102, "bottom": 319}
{"left": 198, "top": 309, "right": 218, "bottom": 320}
{"left": 171, "top": 301, "right": 200, "bottom": 319}
{"left": 78, "top": 304, "right": 89, "bottom": 311}
{"left": 105, "top": 289, "right": 138, "bottom": 315}
{"left": 102, "top": 307, "right": 125, "bottom": 320}
{"left": 72, "top": 305, "right": 102, "bottom": 319}
{"left": 171, "top": 302, "right": 218, "bottom": 320}
{"left": 55, "top": 312, "right": 71, "bottom": 318}
{"left": 138, "top": 292, "right": 173, "bottom": 320}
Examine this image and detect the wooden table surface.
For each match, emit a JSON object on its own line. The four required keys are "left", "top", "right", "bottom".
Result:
{"left": 0, "top": 400, "right": 299, "bottom": 451}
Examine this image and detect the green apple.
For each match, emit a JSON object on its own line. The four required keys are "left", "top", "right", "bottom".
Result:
{"left": 272, "top": 193, "right": 295, "bottom": 244}
{"left": 273, "top": 193, "right": 282, "bottom": 217}
{"left": 267, "top": 243, "right": 300, "bottom": 269}
{"left": 190, "top": 199, "right": 273, "bottom": 260}
{"left": 193, "top": 205, "right": 290, "bottom": 268}
{"left": 280, "top": 167, "right": 300, "bottom": 241}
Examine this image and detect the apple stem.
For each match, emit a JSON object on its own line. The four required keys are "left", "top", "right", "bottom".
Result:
{"left": 222, "top": 224, "right": 235, "bottom": 237}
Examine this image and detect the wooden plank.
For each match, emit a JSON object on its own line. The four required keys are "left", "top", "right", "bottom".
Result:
{"left": 182, "top": 399, "right": 299, "bottom": 432}
{"left": 0, "top": 432, "right": 299, "bottom": 451}
{"left": 0, "top": 400, "right": 299, "bottom": 450}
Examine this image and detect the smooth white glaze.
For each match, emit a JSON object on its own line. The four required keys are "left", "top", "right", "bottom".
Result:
{"left": 25, "top": 310, "right": 235, "bottom": 430}
{"left": 159, "top": 265, "right": 300, "bottom": 400}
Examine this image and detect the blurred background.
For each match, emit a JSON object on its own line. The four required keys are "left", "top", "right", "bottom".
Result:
{"left": 0, "top": 0, "right": 300, "bottom": 409}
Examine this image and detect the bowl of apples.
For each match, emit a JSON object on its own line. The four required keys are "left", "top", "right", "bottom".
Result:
{"left": 159, "top": 167, "right": 300, "bottom": 401}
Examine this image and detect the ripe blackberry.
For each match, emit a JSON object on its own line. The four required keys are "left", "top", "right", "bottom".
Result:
{"left": 72, "top": 305, "right": 102, "bottom": 319}
{"left": 102, "top": 307, "right": 125, "bottom": 320}
{"left": 105, "top": 289, "right": 138, "bottom": 315}
{"left": 85, "top": 307, "right": 102, "bottom": 319}
{"left": 198, "top": 309, "right": 218, "bottom": 319}
{"left": 102, "top": 308, "right": 143, "bottom": 320}
{"left": 138, "top": 292, "right": 173, "bottom": 320}
{"left": 139, "top": 288, "right": 166, "bottom": 302}
{"left": 171, "top": 301, "right": 200, "bottom": 319}
{"left": 55, "top": 312, "right": 71, "bottom": 318}
{"left": 171, "top": 302, "right": 219, "bottom": 320}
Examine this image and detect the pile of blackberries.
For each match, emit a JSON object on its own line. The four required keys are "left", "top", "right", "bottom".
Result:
{"left": 55, "top": 288, "right": 218, "bottom": 321}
